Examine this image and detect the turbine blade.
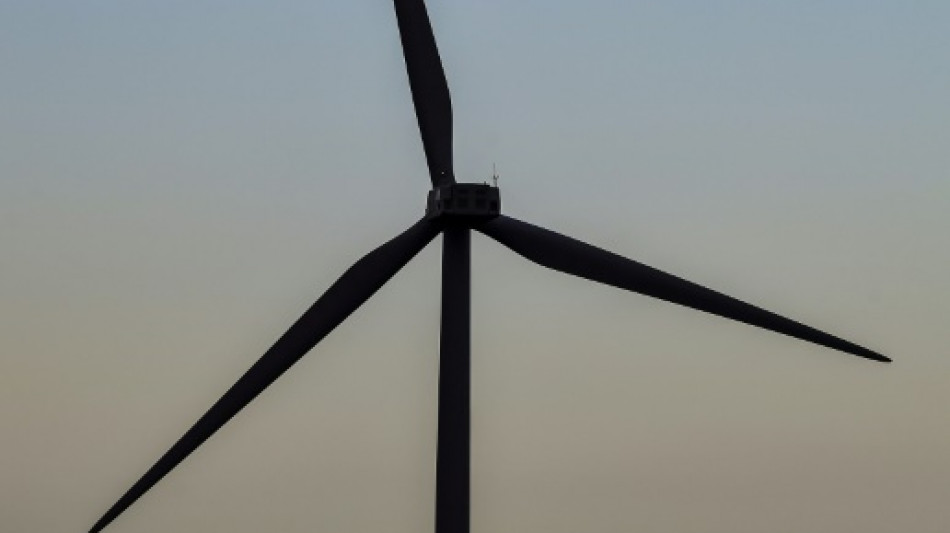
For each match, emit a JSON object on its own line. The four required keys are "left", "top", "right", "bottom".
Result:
{"left": 476, "top": 215, "right": 889, "bottom": 363}
{"left": 393, "top": 0, "right": 454, "bottom": 186}
{"left": 89, "top": 217, "right": 443, "bottom": 533}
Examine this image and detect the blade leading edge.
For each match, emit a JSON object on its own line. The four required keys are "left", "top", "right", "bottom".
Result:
{"left": 476, "top": 215, "right": 889, "bottom": 363}
{"left": 89, "top": 217, "right": 443, "bottom": 533}
{"left": 393, "top": 0, "right": 455, "bottom": 186}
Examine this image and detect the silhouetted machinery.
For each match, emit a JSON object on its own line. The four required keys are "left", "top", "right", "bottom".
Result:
{"left": 426, "top": 183, "right": 500, "bottom": 219}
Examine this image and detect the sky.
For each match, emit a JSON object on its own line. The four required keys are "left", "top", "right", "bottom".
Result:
{"left": 2, "top": 1, "right": 949, "bottom": 531}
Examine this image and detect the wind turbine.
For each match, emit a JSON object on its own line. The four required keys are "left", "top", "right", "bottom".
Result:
{"left": 89, "top": 1, "right": 890, "bottom": 532}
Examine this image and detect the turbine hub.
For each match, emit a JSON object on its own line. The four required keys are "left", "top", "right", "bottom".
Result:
{"left": 426, "top": 182, "right": 501, "bottom": 220}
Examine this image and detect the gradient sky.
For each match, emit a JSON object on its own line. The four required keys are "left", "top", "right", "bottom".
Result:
{"left": 2, "top": 1, "right": 949, "bottom": 532}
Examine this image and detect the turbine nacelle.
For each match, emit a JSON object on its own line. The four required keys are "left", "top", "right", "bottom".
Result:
{"left": 426, "top": 182, "right": 501, "bottom": 220}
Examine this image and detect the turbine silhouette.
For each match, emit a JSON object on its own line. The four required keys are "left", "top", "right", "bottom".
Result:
{"left": 89, "top": 1, "right": 890, "bottom": 532}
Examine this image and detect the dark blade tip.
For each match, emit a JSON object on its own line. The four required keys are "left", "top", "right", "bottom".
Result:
{"left": 90, "top": 513, "right": 114, "bottom": 533}
{"left": 848, "top": 347, "right": 891, "bottom": 363}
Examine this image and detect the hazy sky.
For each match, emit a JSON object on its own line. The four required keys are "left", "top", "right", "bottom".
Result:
{"left": 2, "top": 1, "right": 949, "bottom": 532}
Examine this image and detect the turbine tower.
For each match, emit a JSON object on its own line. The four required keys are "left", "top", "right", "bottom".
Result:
{"left": 89, "top": 1, "right": 889, "bottom": 532}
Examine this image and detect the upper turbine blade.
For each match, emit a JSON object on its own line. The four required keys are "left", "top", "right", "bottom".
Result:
{"left": 476, "top": 215, "right": 889, "bottom": 363}
{"left": 393, "top": 0, "right": 455, "bottom": 186}
{"left": 89, "top": 217, "right": 443, "bottom": 533}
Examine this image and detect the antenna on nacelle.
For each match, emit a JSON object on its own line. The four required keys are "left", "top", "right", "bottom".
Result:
{"left": 492, "top": 163, "right": 499, "bottom": 188}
